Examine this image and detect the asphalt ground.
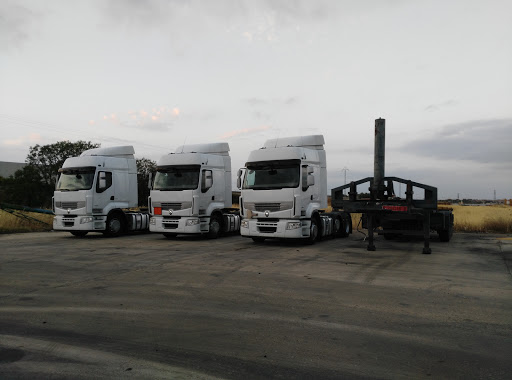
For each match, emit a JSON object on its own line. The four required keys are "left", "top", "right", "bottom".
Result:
{"left": 1, "top": 231, "right": 511, "bottom": 379}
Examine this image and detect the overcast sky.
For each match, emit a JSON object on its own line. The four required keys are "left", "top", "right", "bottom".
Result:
{"left": 1, "top": 0, "right": 511, "bottom": 199}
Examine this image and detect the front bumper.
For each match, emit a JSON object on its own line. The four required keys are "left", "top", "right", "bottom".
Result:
{"left": 149, "top": 216, "right": 208, "bottom": 234}
{"left": 53, "top": 215, "right": 106, "bottom": 232}
{"left": 240, "top": 218, "right": 311, "bottom": 239}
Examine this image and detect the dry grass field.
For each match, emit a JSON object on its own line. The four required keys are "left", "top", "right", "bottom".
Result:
{"left": 348, "top": 205, "right": 512, "bottom": 234}
{"left": 1, "top": 205, "right": 511, "bottom": 234}
{"left": 443, "top": 204, "right": 512, "bottom": 233}
{"left": 0, "top": 209, "right": 53, "bottom": 233}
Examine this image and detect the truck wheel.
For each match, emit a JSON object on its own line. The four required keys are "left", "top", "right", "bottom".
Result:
{"left": 340, "top": 214, "right": 350, "bottom": 237}
{"left": 71, "top": 231, "right": 88, "bottom": 237}
{"left": 333, "top": 216, "right": 342, "bottom": 238}
{"left": 207, "top": 215, "right": 221, "bottom": 239}
{"left": 306, "top": 218, "right": 319, "bottom": 245}
{"left": 163, "top": 233, "right": 177, "bottom": 239}
{"left": 252, "top": 237, "right": 265, "bottom": 243}
{"left": 438, "top": 228, "right": 451, "bottom": 242}
{"left": 105, "top": 213, "right": 124, "bottom": 237}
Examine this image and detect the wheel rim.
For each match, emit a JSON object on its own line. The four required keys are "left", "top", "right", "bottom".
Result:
{"left": 334, "top": 218, "right": 341, "bottom": 234}
{"left": 109, "top": 218, "right": 121, "bottom": 234}
{"left": 210, "top": 219, "right": 220, "bottom": 235}
{"left": 310, "top": 221, "right": 318, "bottom": 240}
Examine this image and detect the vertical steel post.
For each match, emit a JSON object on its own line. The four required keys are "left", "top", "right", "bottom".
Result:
{"left": 422, "top": 210, "right": 432, "bottom": 254}
{"left": 367, "top": 213, "right": 376, "bottom": 251}
{"left": 372, "top": 118, "right": 385, "bottom": 199}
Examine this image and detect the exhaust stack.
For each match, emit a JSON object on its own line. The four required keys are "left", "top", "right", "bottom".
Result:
{"left": 372, "top": 118, "right": 385, "bottom": 198}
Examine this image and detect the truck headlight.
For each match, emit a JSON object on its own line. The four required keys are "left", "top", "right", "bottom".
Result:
{"left": 150, "top": 217, "right": 156, "bottom": 225}
{"left": 241, "top": 219, "right": 249, "bottom": 228}
{"left": 286, "top": 221, "right": 301, "bottom": 230}
{"left": 80, "top": 216, "right": 93, "bottom": 224}
{"left": 186, "top": 218, "right": 200, "bottom": 226}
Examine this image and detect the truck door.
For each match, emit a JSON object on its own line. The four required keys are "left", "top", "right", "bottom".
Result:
{"left": 94, "top": 171, "right": 115, "bottom": 213}
{"left": 199, "top": 169, "right": 213, "bottom": 214}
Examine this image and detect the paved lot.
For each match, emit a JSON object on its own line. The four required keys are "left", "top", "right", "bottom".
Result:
{"left": 0, "top": 231, "right": 511, "bottom": 379}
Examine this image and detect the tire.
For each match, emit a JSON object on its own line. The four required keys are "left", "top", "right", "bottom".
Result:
{"left": 306, "top": 218, "right": 319, "bottom": 245}
{"left": 70, "top": 231, "right": 88, "bottom": 237}
{"left": 207, "top": 215, "right": 222, "bottom": 239}
{"left": 333, "top": 216, "right": 343, "bottom": 238}
{"left": 438, "top": 228, "right": 451, "bottom": 242}
{"left": 163, "top": 233, "right": 177, "bottom": 239}
{"left": 251, "top": 237, "right": 266, "bottom": 243}
{"left": 340, "top": 214, "right": 351, "bottom": 237}
{"left": 104, "top": 213, "right": 124, "bottom": 237}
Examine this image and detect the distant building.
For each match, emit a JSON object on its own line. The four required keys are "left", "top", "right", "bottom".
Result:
{"left": 0, "top": 161, "right": 26, "bottom": 178}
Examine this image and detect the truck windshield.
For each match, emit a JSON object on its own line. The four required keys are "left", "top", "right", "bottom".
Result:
{"left": 56, "top": 167, "right": 96, "bottom": 191}
{"left": 154, "top": 165, "right": 200, "bottom": 191}
{"left": 243, "top": 160, "right": 300, "bottom": 190}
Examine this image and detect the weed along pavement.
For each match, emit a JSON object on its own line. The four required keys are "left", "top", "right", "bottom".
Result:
{"left": 0, "top": 232, "right": 511, "bottom": 379}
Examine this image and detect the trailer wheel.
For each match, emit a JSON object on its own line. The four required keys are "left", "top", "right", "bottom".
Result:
{"left": 207, "top": 215, "right": 222, "bottom": 239}
{"left": 438, "top": 227, "right": 451, "bottom": 242}
{"left": 104, "top": 213, "right": 124, "bottom": 237}
{"left": 252, "top": 237, "right": 265, "bottom": 243}
{"left": 340, "top": 214, "right": 351, "bottom": 237}
{"left": 333, "top": 216, "right": 343, "bottom": 237}
{"left": 70, "top": 231, "right": 88, "bottom": 237}
{"left": 306, "top": 218, "right": 319, "bottom": 245}
{"left": 163, "top": 233, "right": 177, "bottom": 239}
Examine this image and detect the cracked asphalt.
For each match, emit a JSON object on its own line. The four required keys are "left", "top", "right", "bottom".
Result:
{"left": 1, "top": 231, "right": 511, "bottom": 379}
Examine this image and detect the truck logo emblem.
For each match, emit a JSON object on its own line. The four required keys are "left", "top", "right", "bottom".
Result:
{"left": 265, "top": 210, "right": 270, "bottom": 217}
{"left": 67, "top": 209, "right": 71, "bottom": 214}
{"left": 168, "top": 209, "right": 173, "bottom": 215}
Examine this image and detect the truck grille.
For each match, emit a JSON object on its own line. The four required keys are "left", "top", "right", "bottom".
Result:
{"left": 152, "top": 202, "right": 192, "bottom": 210}
{"left": 55, "top": 201, "right": 85, "bottom": 209}
{"left": 162, "top": 219, "right": 179, "bottom": 229}
{"left": 244, "top": 202, "right": 293, "bottom": 212}
{"left": 256, "top": 220, "right": 278, "bottom": 233}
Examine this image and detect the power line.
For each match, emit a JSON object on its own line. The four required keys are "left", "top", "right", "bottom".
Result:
{"left": 0, "top": 113, "right": 172, "bottom": 153}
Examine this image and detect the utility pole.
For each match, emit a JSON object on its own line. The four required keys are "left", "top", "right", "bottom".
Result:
{"left": 341, "top": 167, "right": 349, "bottom": 196}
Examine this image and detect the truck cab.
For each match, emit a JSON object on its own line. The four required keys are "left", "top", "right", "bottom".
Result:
{"left": 53, "top": 146, "right": 148, "bottom": 237}
{"left": 238, "top": 135, "right": 350, "bottom": 243}
{"left": 149, "top": 143, "right": 239, "bottom": 238}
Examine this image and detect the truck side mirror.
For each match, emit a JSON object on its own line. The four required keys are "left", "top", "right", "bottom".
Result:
{"left": 148, "top": 172, "right": 153, "bottom": 190}
{"left": 202, "top": 170, "right": 213, "bottom": 192}
{"left": 237, "top": 169, "right": 243, "bottom": 189}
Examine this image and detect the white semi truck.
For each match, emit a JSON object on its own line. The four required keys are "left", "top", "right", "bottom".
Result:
{"left": 237, "top": 135, "right": 351, "bottom": 244}
{"left": 149, "top": 142, "right": 240, "bottom": 238}
{"left": 52, "top": 146, "right": 149, "bottom": 237}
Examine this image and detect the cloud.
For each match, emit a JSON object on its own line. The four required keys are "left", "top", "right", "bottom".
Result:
{"left": 0, "top": 1, "right": 39, "bottom": 50}
{"left": 2, "top": 133, "right": 42, "bottom": 147}
{"left": 425, "top": 99, "right": 458, "bottom": 112}
{"left": 220, "top": 125, "right": 271, "bottom": 139}
{"left": 402, "top": 119, "right": 512, "bottom": 165}
{"left": 244, "top": 96, "right": 299, "bottom": 107}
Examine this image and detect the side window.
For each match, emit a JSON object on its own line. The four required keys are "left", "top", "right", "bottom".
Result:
{"left": 201, "top": 170, "right": 213, "bottom": 193}
{"left": 96, "top": 171, "right": 113, "bottom": 193}
{"left": 302, "top": 166, "right": 308, "bottom": 191}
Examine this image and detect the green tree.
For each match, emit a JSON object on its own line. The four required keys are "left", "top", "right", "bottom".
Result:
{"left": 26, "top": 141, "right": 100, "bottom": 189}
{"left": 136, "top": 157, "right": 156, "bottom": 207}
{"left": 1, "top": 165, "right": 54, "bottom": 207}
{"left": 0, "top": 141, "right": 100, "bottom": 208}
